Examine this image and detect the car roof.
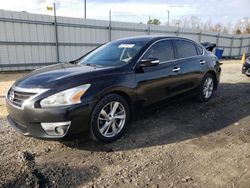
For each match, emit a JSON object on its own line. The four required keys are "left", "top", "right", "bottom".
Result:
{"left": 115, "top": 35, "right": 193, "bottom": 43}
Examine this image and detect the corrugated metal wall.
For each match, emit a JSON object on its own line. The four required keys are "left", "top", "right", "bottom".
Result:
{"left": 0, "top": 9, "right": 250, "bottom": 71}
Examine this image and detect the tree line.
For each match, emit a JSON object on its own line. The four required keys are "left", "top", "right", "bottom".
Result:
{"left": 147, "top": 16, "right": 250, "bottom": 35}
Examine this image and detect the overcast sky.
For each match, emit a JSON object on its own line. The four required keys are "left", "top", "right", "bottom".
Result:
{"left": 0, "top": 0, "right": 249, "bottom": 25}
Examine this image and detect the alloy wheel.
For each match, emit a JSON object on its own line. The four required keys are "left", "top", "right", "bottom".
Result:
{"left": 97, "top": 101, "right": 126, "bottom": 138}
{"left": 203, "top": 77, "right": 214, "bottom": 99}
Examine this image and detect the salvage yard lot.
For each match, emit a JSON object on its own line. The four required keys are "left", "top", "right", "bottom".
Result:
{"left": 1, "top": 60, "right": 250, "bottom": 187}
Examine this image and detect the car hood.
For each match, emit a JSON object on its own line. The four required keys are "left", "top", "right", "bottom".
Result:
{"left": 14, "top": 63, "right": 112, "bottom": 89}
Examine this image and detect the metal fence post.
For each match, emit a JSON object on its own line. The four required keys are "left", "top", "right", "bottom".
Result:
{"left": 229, "top": 36, "right": 234, "bottom": 58}
{"left": 176, "top": 24, "right": 180, "bottom": 36}
{"left": 147, "top": 16, "right": 150, "bottom": 35}
{"left": 53, "top": 3, "right": 59, "bottom": 63}
{"left": 239, "top": 37, "right": 243, "bottom": 57}
{"left": 198, "top": 30, "right": 202, "bottom": 42}
{"left": 109, "top": 10, "right": 112, "bottom": 41}
{"left": 147, "top": 24, "right": 150, "bottom": 35}
{"left": 248, "top": 38, "right": 250, "bottom": 54}
{"left": 215, "top": 32, "right": 220, "bottom": 51}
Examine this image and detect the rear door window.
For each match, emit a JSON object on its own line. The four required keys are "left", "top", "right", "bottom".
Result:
{"left": 143, "top": 40, "right": 175, "bottom": 63}
{"left": 175, "top": 40, "right": 198, "bottom": 58}
{"left": 196, "top": 45, "right": 203, "bottom": 55}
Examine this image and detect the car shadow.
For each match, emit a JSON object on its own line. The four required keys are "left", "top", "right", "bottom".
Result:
{"left": 62, "top": 82, "right": 250, "bottom": 152}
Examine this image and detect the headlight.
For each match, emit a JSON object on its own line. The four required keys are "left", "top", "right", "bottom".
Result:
{"left": 40, "top": 84, "right": 91, "bottom": 107}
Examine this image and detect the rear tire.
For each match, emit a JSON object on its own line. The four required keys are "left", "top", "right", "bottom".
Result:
{"left": 198, "top": 73, "right": 215, "bottom": 102}
{"left": 89, "top": 94, "right": 130, "bottom": 143}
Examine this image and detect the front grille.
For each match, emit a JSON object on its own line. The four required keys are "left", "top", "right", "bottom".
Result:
{"left": 8, "top": 88, "right": 37, "bottom": 108}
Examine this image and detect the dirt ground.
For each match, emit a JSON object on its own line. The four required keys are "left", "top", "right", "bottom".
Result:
{"left": 1, "top": 60, "right": 250, "bottom": 188}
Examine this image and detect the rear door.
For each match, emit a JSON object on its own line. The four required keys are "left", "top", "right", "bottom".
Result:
{"left": 135, "top": 39, "right": 183, "bottom": 106}
{"left": 174, "top": 39, "right": 207, "bottom": 92}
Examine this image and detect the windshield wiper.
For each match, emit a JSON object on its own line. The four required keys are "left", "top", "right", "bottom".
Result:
{"left": 86, "top": 63, "right": 94, "bottom": 65}
{"left": 85, "top": 63, "right": 97, "bottom": 67}
{"left": 81, "top": 63, "right": 104, "bottom": 67}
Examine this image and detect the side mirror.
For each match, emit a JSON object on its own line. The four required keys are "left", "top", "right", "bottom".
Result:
{"left": 140, "top": 58, "right": 159, "bottom": 67}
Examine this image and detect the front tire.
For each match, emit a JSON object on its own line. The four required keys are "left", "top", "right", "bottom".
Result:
{"left": 89, "top": 94, "right": 130, "bottom": 143}
{"left": 246, "top": 68, "right": 250, "bottom": 77}
{"left": 198, "top": 73, "right": 215, "bottom": 102}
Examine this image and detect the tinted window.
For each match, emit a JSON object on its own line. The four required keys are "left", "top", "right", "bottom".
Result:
{"left": 79, "top": 40, "right": 147, "bottom": 67}
{"left": 175, "top": 40, "right": 198, "bottom": 58}
{"left": 143, "top": 40, "right": 174, "bottom": 62}
{"left": 196, "top": 45, "right": 203, "bottom": 55}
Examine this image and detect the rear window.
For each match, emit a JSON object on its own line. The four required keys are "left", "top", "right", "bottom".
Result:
{"left": 175, "top": 40, "right": 198, "bottom": 58}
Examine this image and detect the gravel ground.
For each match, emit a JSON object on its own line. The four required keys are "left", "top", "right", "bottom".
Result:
{"left": 1, "top": 60, "right": 250, "bottom": 188}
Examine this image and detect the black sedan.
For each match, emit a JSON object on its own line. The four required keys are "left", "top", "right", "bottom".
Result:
{"left": 242, "top": 55, "right": 250, "bottom": 76}
{"left": 6, "top": 36, "right": 221, "bottom": 143}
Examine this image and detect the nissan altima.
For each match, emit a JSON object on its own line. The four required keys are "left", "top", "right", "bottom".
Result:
{"left": 6, "top": 36, "right": 221, "bottom": 143}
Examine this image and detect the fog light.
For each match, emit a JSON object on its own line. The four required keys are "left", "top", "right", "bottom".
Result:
{"left": 41, "top": 121, "right": 71, "bottom": 137}
{"left": 55, "top": 127, "right": 65, "bottom": 135}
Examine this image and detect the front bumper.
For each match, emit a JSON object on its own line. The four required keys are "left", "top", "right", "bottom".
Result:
{"left": 6, "top": 98, "right": 92, "bottom": 139}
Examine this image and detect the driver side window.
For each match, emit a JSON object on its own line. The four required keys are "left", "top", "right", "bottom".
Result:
{"left": 143, "top": 40, "right": 174, "bottom": 63}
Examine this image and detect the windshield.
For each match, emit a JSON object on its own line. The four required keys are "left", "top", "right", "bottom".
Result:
{"left": 78, "top": 40, "right": 148, "bottom": 67}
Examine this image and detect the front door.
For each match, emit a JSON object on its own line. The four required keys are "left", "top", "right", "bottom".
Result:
{"left": 135, "top": 39, "right": 183, "bottom": 106}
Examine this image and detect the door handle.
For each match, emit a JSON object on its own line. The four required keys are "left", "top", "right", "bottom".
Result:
{"left": 172, "top": 67, "right": 181, "bottom": 72}
{"left": 200, "top": 60, "right": 206, "bottom": 65}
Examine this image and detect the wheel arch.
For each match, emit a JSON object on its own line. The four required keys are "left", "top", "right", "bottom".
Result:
{"left": 91, "top": 88, "right": 136, "bottom": 122}
{"left": 206, "top": 70, "right": 218, "bottom": 90}
{"left": 106, "top": 90, "right": 135, "bottom": 120}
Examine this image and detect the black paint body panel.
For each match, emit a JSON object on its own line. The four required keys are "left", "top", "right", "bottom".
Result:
{"left": 6, "top": 36, "right": 221, "bottom": 139}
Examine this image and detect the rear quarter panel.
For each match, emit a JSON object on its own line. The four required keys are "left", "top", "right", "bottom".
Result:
{"left": 204, "top": 51, "right": 221, "bottom": 86}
